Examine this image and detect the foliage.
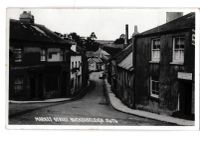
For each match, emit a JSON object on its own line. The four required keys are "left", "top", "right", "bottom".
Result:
{"left": 114, "top": 34, "right": 125, "bottom": 44}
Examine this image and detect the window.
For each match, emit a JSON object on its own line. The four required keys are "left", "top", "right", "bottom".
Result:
{"left": 78, "top": 61, "right": 81, "bottom": 67}
{"left": 13, "top": 48, "right": 22, "bottom": 62}
{"left": 41, "top": 49, "right": 46, "bottom": 61}
{"left": 75, "top": 61, "right": 77, "bottom": 68}
{"left": 72, "top": 62, "right": 74, "bottom": 68}
{"left": 150, "top": 77, "right": 159, "bottom": 98}
{"left": 151, "top": 38, "right": 160, "bottom": 62}
{"left": 173, "top": 36, "right": 184, "bottom": 63}
{"left": 14, "top": 77, "right": 23, "bottom": 93}
{"left": 47, "top": 48, "right": 62, "bottom": 62}
{"left": 60, "top": 50, "right": 64, "bottom": 61}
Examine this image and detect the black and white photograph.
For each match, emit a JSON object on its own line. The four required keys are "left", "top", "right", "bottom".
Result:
{"left": 7, "top": 8, "right": 196, "bottom": 127}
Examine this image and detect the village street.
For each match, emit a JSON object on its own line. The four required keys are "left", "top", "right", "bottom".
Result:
{"left": 9, "top": 72, "right": 173, "bottom": 125}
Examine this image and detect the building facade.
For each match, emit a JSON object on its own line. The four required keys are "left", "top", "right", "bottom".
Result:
{"left": 133, "top": 13, "right": 195, "bottom": 119}
{"left": 70, "top": 51, "right": 82, "bottom": 95}
{"left": 114, "top": 45, "right": 134, "bottom": 108}
{"left": 9, "top": 11, "right": 72, "bottom": 101}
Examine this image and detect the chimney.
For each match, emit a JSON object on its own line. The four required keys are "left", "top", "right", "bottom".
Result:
{"left": 166, "top": 12, "right": 183, "bottom": 23}
{"left": 125, "top": 24, "right": 129, "bottom": 45}
{"left": 19, "top": 11, "right": 34, "bottom": 24}
{"left": 134, "top": 25, "right": 138, "bottom": 34}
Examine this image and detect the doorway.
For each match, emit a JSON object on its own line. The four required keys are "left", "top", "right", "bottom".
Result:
{"left": 30, "top": 76, "right": 36, "bottom": 99}
{"left": 178, "top": 80, "right": 193, "bottom": 119}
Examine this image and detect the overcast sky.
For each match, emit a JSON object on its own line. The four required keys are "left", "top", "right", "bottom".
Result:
{"left": 7, "top": 8, "right": 192, "bottom": 40}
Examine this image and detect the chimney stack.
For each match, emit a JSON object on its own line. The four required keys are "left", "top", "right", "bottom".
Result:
{"left": 125, "top": 24, "right": 129, "bottom": 45}
{"left": 166, "top": 12, "right": 183, "bottom": 23}
{"left": 134, "top": 25, "right": 138, "bottom": 34}
{"left": 19, "top": 11, "right": 34, "bottom": 24}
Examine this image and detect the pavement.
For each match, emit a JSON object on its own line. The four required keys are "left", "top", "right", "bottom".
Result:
{"left": 10, "top": 98, "right": 71, "bottom": 104}
{"left": 104, "top": 79, "right": 194, "bottom": 126}
{"left": 9, "top": 72, "right": 172, "bottom": 125}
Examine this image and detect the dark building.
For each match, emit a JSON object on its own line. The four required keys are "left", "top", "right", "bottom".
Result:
{"left": 110, "top": 44, "right": 134, "bottom": 108}
{"left": 133, "top": 12, "right": 195, "bottom": 119}
{"left": 9, "top": 11, "right": 73, "bottom": 101}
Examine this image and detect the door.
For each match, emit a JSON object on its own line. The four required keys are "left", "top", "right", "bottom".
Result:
{"left": 30, "top": 76, "right": 36, "bottom": 99}
{"left": 179, "top": 80, "right": 192, "bottom": 116}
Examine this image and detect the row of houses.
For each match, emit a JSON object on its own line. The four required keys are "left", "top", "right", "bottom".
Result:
{"left": 9, "top": 11, "right": 89, "bottom": 101}
{"left": 107, "top": 12, "right": 195, "bottom": 120}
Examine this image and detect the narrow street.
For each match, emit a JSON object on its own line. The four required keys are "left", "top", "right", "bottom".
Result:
{"left": 9, "top": 72, "right": 173, "bottom": 125}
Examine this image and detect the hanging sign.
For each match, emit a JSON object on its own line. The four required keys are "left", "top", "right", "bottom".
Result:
{"left": 192, "top": 29, "right": 195, "bottom": 46}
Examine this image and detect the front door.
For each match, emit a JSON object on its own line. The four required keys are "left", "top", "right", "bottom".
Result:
{"left": 30, "top": 75, "right": 36, "bottom": 99}
{"left": 179, "top": 80, "right": 192, "bottom": 116}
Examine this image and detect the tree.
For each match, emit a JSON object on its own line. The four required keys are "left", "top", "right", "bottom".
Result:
{"left": 114, "top": 34, "right": 125, "bottom": 44}
{"left": 89, "top": 32, "right": 97, "bottom": 40}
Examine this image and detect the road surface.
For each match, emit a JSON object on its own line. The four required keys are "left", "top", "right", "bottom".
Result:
{"left": 9, "top": 72, "right": 174, "bottom": 125}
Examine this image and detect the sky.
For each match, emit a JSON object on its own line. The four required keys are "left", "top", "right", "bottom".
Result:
{"left": 7, "top": 8, "right": 192, "bottom": 40}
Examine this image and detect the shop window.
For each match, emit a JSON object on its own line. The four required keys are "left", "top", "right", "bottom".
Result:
{"left": 173, "top": 36, "right": 184, "bottom": 63}
{"left": 151, "top": 38, "right": 160, "bottom": 62}
{"left": 150, "top": 77, "right": 159, "bottom": 98}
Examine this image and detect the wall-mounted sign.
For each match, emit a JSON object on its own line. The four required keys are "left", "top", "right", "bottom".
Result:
{"left": 192, "top": 29, "right": 195, "bottom": 46}
{"left": 178, "top": 72, "right": 192, "bottom": 80}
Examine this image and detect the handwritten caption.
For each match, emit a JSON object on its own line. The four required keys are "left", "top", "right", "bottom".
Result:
{"left": 34, "top": 117, "right": 118, "bottom": 124}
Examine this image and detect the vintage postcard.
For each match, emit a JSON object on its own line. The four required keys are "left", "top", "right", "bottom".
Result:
{"left": 6, "top": 8, "right": 198, "bottom": 129}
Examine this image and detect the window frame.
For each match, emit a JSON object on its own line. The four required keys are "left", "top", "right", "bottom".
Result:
{"left": 151, "top": 38, "right": 161, "bottom": 62}
{"left": 14, "top": 77, "right": 24, "bottom": 93}
{"left": 172, "top": 36, "right": 185, "bottom": 63}
{"left": 13, "top": 48, "right": 22, "bottom": 62}
{"left": 150, "top": 76, "right": 159, "bottom": 99}
{"left": 40, "top": 49, "right": 46, "bottom": 61}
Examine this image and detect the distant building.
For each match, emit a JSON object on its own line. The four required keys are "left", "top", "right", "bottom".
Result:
{"left": 9, "top": 11, "right": 72, "bottom": 100}
{"left": 88, "top": 57, "right": 103, "bottom": 71}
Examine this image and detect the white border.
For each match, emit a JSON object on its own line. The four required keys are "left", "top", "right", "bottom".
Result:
{"left": 5, "top": 7, "right": 199, "bottom": 131}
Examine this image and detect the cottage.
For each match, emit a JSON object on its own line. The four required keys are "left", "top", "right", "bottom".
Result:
{"left": 113, "top": 44, "right": 134, "bottom": 108}
{"left": 88, "top": 57, "right": 103, "bottom": 72}
{"left": 9, "top": 11, "right": 72, "bottom": 100}
{"left": 133, "top": 12, "right": 195, "bottom": 119}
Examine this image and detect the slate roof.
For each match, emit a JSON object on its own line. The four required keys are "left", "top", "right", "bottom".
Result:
{"left": 10, "top": 19, "right": 72, "bottom": 46}
{"left": 101, "top": 43, "right": 124, "bottom": 56}
{"left": 136, "top": 12, "right": 195, "bottom": 37}
{"left": 118, "top": 52, "right": 133, "bottom": 71}
{"left": 114, "top": 43, "right": 132, "bottom": 64}
{"left": 88, "top": 57, "right": 103, "bottom": 63}
{"left": 112, "top": 43, "right": 133, "bottom": 71}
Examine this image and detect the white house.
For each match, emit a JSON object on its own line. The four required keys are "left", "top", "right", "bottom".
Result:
{"left": 70, "top": 45, "right": 82, "bottom": 95}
